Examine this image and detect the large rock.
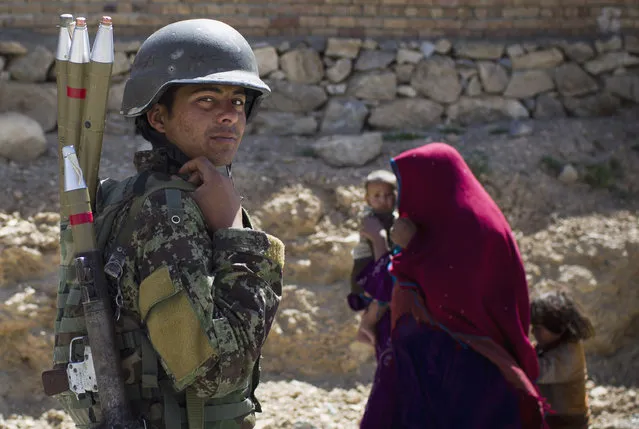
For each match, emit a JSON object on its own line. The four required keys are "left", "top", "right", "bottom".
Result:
{"left": 0, "top": 41, "right": 27, "bottom": 56}
{"left": 411, "top": 56, "right": 462, "bottom": 104}
{"left": 504, "top": 70, "right": 555, "bottom": 99}
{"left": 354, "top": 50, "right": 395, "bottom": 71}
{"left": 454, "top": 42, "right": 504, "bottom": 60}
{"left": 256, "top": 185, "right": 323, "bottom": 240}
{"left": 112, "top": 52, "right": 132, "bottom": 76}
{"left": 252, "top": 111, "right": 318, "bottom": 136}
{"left": 253, "top": 46, "right": 279, "bottom": 77}
{"left": 446, "top": 96, "right": 529, "bottom": 125}
{"left": 396, "top": 48, "right": 423, "bottom": 64}
{"left": 512, "top": 48, "right": 564, "bottom": 70}
{"left": 522, "top": 214, "right": 639, "bottom": 355}
{"left": 261, "top": 80, "right": 328, "bottom": 113}
{"left": 325, "top": 38, "right": 362, "bottom": 59}
{"left": 326, "top": 58, "right": 352, "bottom": 83}
{"left": 7, "top": 45, "right": 54, "bottom": 82}
{"left": 320, "top": 98, "right": 368, "bottom": 134}
{"left": 368, "top": 98, "right": 444, "bottom": 129}
{"left": 563, "top": 92, "right": 621, "bottom": 117}
{"left": 107, "top": 81, "right": 126, "bottom": 112}
{"left": 280, "top": 48, "right": 324, "bottom": 84}
{"left": 262, "top": 281, "right": 367, "bottom": 377}
{"left": 394, "top": 63, "right": 415, "bottom": 84}
{"left": 465, "top": 75, "right": 482, "bottom": 96}
{"left": 584, "top": 52, "right": 639, "bottom": 75}
{"left": 553, "top": 63, "right": 599, "bottom": 97}
{"left": 626, "top": 35, "right": 639, "bottom": 54}
{"left": 284, "top": 232, "right": 360, "bottom": 286}
{"left": 477, "top": 61, "right": 509, "bottom": 93}
{"left": 534, "top": 93, "right": 566, "bottom": 119}
{"left": 312, "top": 132, "right": 383, "bottom": 168}
{"left": 347, "top": 71, "right": 396, "bottom": 101}
{"left": 0, "top": 82, "right": 57, "bottom": 132}
{"left": 0, "top": 113, "right": 47, "bottom": 162}
{"left": 595, "top": 36, "right": 622, "bottom": 54}
{"left": 604, "top": 74, "right": 639, "bottom": 103}
{"left": 560, "top": 42, "right": 596, "bottom": 63}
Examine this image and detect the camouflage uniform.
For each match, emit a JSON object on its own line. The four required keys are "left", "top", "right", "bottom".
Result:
{"left": 102, "top": 149, "right": 284, "bottom": 428}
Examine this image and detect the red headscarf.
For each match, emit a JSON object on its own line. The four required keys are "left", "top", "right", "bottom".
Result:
{"left": 388, "top": 143, "right": 541, "bottom": 403}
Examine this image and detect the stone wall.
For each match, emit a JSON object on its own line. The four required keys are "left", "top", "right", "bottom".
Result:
{"left": 0, "top": 35, "right": 638, "bottom": 138}
{"left": 1, "top": 1, "right": 638, "bottom": 39}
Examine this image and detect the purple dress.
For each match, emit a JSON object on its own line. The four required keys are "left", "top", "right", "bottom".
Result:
{"left": 347, "top": 252, "right": 393, "bottom": 360}
{"left": 349, "top": 255, "right": 524, "bottom": 429}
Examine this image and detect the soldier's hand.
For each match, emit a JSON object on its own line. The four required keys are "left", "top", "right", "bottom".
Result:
{"left": 178, "top": 157, "right": 243, "bottom": 231}
{"left": 390, "top": 217, "right": 417, "bottom": 249}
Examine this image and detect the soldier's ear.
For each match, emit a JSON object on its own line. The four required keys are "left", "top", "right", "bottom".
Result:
{"left": 147, "top": 105, "right": 166, "bottom": 133}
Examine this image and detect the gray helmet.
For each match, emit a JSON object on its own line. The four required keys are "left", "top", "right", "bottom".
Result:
{"left": 120, "top": 19, "right": 270, "bottom": 121}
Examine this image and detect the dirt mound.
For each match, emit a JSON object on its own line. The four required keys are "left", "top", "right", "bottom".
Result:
{"left": 1, "top": 109, "right": 638, "bottom": 424}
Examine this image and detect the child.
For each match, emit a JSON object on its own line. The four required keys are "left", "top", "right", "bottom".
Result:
{"left": 348, "top": 170, "right": 397, "bottom": 348}
{"left": 532, "top": 291, "right": 595, "bottom": 429}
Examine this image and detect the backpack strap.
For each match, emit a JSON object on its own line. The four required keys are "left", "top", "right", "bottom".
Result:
{"left": 113, "top": 173, "right": 196, "bottom": 251}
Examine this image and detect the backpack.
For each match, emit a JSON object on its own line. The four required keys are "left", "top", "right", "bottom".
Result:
{"left": 47, "top": 171, "right": 260, "bottom": 429}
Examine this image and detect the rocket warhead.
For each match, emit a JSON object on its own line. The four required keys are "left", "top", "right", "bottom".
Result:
{"left": 90, "top": 16, "right": 114, "bottom": 64}
{"left": 56, "top": 14, "right": 73, "bottom": 61}
{"left": 69, "top": 17, "right": 90, "bottom": 64}
{"left": 62, "top": 145, "right": 87, "bottom": 192}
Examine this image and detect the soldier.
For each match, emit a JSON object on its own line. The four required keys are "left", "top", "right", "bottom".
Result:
{"left": 57, "top": 19, "right": 285, "bottom": 429}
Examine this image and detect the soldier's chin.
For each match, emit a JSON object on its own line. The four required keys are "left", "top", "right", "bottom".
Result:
{"left": 207, "top": 152, "right": 235, "bottom": 167}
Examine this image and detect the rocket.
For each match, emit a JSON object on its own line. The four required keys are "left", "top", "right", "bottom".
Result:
{"left": 62, "top": 145, "right": 96, "bottom": 253}
{"left": 66, "top": 17, "right": 90, "bottom": 154}
{"left": 79, "top": 16, "right": 114, "bottom": 208}
{"left": 62, "top": 145, "right": 138, "bottom": 427}
{"left": 56, "top": 13, "right": 73, "bottom": 218}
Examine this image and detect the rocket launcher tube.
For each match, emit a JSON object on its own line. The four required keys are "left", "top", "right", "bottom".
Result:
{"left": 63, "top": 145, "right": 95, "bottom": 254}
{"left": 56, "top": 13, "right": 73, "bottom": 218}
{"left": 79, "top": 16, "right": 114, "bottom": 208}
{"left": 66, "top": 17, "right": 90, "bottom": 153}
{"left": 61, "top": 146, "right": 142, "bottom": 428}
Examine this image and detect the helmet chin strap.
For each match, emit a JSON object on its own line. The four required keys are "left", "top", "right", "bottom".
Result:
{"left": 216, "top": 164, "right": 232, "bottom": 180}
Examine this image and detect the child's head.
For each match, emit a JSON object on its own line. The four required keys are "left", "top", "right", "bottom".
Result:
{"left": 531, "top": 291, "right": 595, "bottom": 347}
{"left": 364, "top": 170, "right": 396, "bottom": 215}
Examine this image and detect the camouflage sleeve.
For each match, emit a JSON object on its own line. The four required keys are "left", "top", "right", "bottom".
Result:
{"left": 131, "top": 190, "right": 284, "bottom": 396}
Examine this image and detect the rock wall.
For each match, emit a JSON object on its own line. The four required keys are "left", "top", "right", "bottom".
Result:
{"left": 0, "top": 35, "right": 638, "bottom": 143}
{"left": 3, "top": 2, "right": 639, "bottom": 39}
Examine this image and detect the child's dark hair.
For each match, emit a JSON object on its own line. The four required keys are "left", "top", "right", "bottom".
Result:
{"left": 531, "top": 291, "right": 595, "bottom": 342}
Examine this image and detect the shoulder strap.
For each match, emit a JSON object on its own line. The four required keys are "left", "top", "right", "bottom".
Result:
{"left": 117, "top": 173, "right": 197, "bottom": 246}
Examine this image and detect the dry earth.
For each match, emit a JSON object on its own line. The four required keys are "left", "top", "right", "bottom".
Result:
{"left": 1, "top": 108, "right": 639, "bottom": 428}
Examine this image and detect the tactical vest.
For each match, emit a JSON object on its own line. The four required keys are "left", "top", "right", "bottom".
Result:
{"left": 49, "top": 171, "right": 260, "bottom": 429}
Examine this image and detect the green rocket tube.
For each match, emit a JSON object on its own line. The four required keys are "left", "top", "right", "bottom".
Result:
{"left": 79, "top": 16, "right": 114, "bottom": 209}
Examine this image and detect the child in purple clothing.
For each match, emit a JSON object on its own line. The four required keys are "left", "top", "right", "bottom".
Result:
{"left": 348, "top": 170, "right": 397, "bottom": 352}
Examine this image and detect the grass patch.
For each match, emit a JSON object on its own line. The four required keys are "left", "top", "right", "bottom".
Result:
{"left": 466, "top": 151, "right": 491, "bottom": 179}
{"left": 539, "top": 155, "right": 564, "bottom": 177}
{"left": 437, "top": 124, "right": 466, "bottom": 135}
{"left": 382, "top": 131, "right": 425, "bottom": 142}
{"left": 297, "top": 147, "right": 318, "bottom": 158}
{"left": 583, "top": 158, "right": 624, "bottom": 189}
{"left": 489, "top": 126, "right": 510, "bottom": 135}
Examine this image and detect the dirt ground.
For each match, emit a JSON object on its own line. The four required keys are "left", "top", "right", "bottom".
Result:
{"left": 1, "top": 108, "right": 639, "bottom": 428}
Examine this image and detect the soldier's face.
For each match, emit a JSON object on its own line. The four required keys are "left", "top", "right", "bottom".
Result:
{"left": 147, "top": 84, "right": 247, "bottom": 166}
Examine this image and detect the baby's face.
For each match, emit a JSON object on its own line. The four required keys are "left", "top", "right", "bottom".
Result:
{"left": 365, "top": 182, "right": 395, "bottom": 214}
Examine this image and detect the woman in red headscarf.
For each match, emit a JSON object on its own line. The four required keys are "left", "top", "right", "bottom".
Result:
{"left": 359, "top": 143, "right": 547, "bottom": 429}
